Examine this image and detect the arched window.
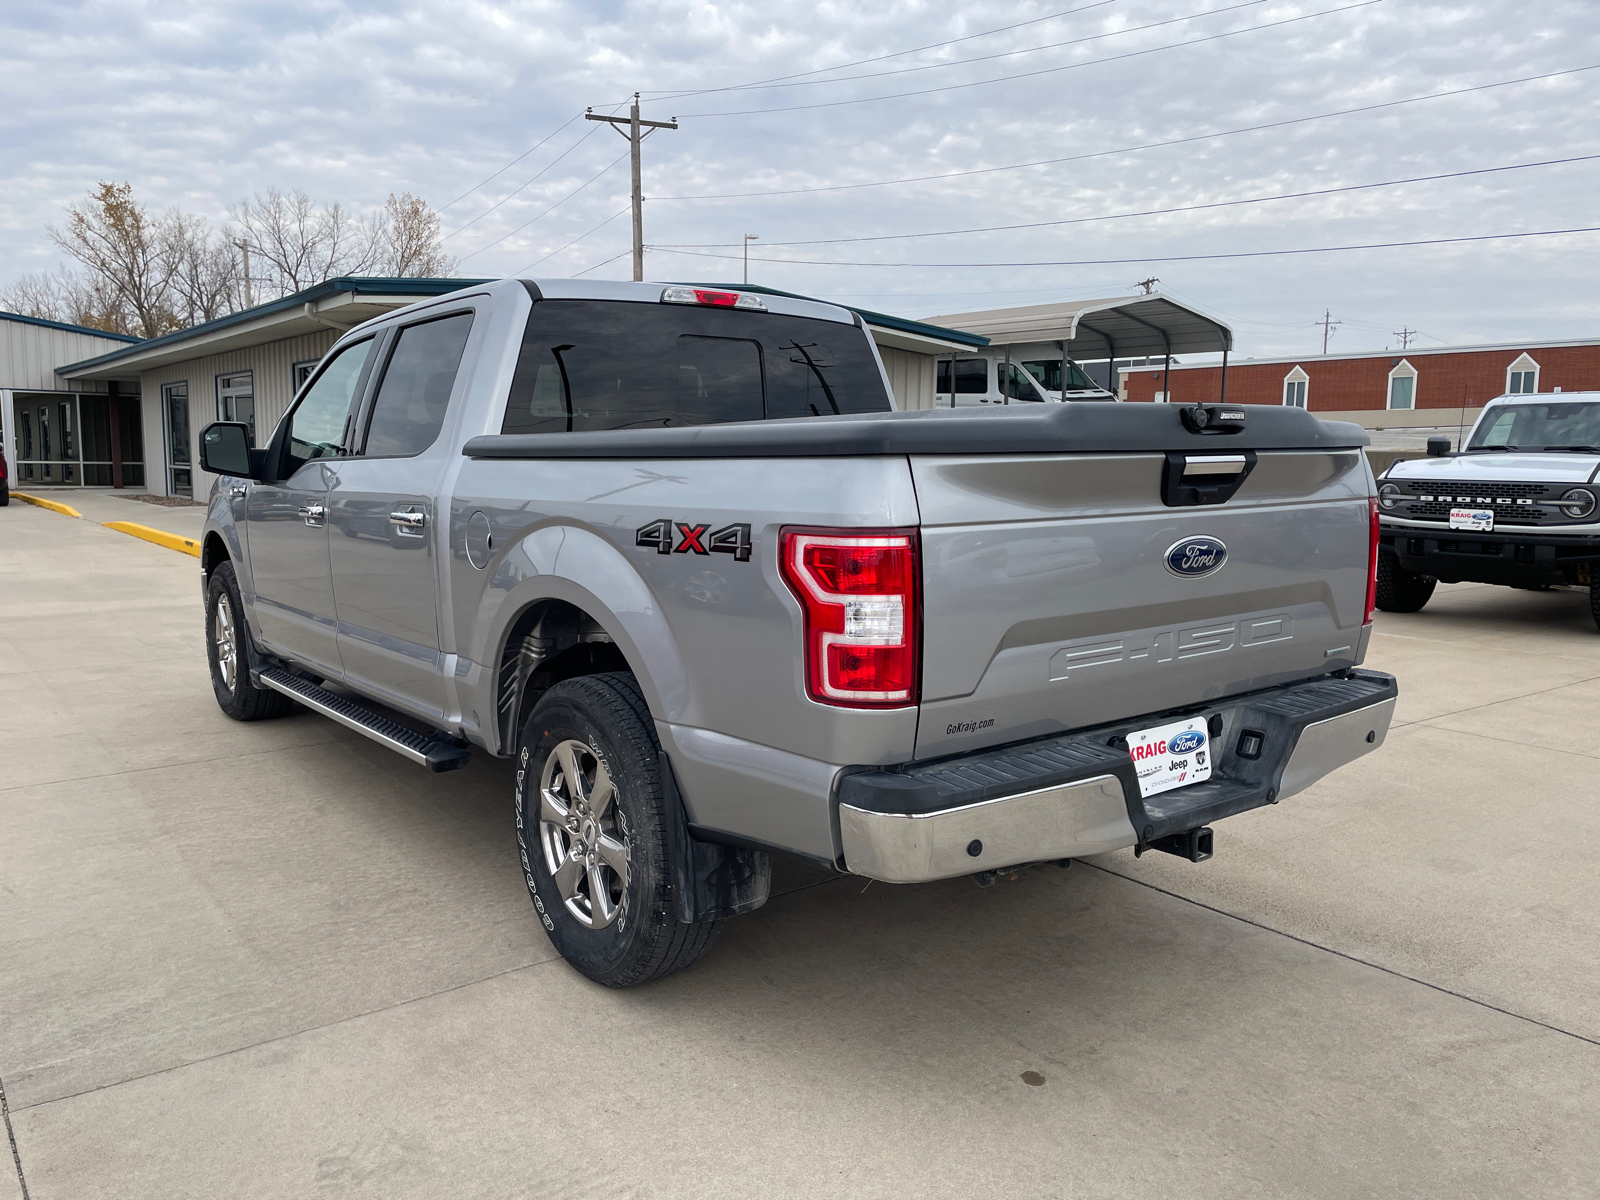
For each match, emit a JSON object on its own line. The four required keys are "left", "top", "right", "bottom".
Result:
{"left": 1506, "top": 353, "right": 1539, "bottom": 395}
{"left": 1387, "top": 359, "right": 1417, "bottom": 410}
{"left": 1282, "top": 366, "right": 1308, "bottom": 408}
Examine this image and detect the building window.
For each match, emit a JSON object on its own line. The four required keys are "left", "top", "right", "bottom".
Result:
{"left": 217, "top": 370, "right": 256, "bottom": 446}
{"left": 292, "top": 360, "right": 318, "bottom": 393}
{"left": 1283, "top": 367, "right": 1309, "bottom": 408}
{"left": 163, "top": 382, "right": 192, "bottom": 498}
{"left": 1506, "top": 353, "right": 1539, "bottom": 395}
{"left": 1387, "top": 360, "right": 1417, "bottom": 410}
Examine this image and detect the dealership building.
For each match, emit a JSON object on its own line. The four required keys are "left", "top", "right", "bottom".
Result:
{"left": 1118, "top": 338, "right": 1600, "bottom": 428}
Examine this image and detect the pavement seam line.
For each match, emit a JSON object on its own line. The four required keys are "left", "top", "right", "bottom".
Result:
{"left": 11, "top": 957, "right": 562, "bottom": 1115}
{"left": 0, "top": 737, "right": 348, "bottom": 796}
{"left": 1082, "top": 861, "right": 1600, "bottom": 1050}
{"left": 0, "top": 1076, "right": 31, "bottom": 1200}
{"left": 1386, "top": 670, "right": 1600, "bottom": 730}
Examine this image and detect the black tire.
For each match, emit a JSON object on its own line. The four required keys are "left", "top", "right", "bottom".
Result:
{"left": 0, "top": 480, "right": 9, "bottom": 506}
{"left": 1591, "top": 578, "right": 1600, "bottom": 634}
{"left": 515, "top": 672, "right": 721, "bottom": 987}
{"left": 205, "top": 561, "right": 296, "bottom": 721}
{"left": 1374, "top": 551, "right": 1436, "bottom": 613}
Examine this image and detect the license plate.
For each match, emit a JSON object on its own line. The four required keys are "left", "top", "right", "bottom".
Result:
{"left": 1449, "top": 506, "right": 1494, "bottom": 531}
{"left": 1127, "top": 716, "right": 1212, "bottom": 799}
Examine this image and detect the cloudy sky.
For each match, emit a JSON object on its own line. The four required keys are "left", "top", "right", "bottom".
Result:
{"left": 3, "top": 0, "right": 1599, "bottom": 357}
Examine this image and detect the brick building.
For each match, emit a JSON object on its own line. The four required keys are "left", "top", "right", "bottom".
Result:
{"left": 1119, "top": 338, "right": 1600, "bottom": 427}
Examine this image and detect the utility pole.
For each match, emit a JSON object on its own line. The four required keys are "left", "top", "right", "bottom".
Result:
{"left": 743, "top": 234, "right": 759, "bottom": 285}
{"left": 1393, "top": 327, "right": 1416, "bottom": 350}
{"left": 1319, "top": 309, "right": 1342, "bottom": 355}
{"left": 1135, "top": 276, "right": 1160, "bottom": 295}
{"left": 235, "top": 239, "right": 253, "bottom": 308}
{"left": 587, "top": 94, "right": 678, "bottom": 282}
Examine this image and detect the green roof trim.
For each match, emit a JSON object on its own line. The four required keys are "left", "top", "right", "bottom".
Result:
{"left": 1, "top": 309, "right": 143, "bottom": 343}
{"left": 56, "top": 276, "right": 491, "bottom": 375}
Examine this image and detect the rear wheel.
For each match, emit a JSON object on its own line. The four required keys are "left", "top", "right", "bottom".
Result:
{"left": 206, "top": 561, "right": 296, "bottom": 721}
{"left": 515, "top": 672, "right": 721, "bottom": 987}
{"left": 1591, "top": 578, "right": 1600, "bottom": 633}
{"left": 0, "top": 479, "right": 9, "bottom": 506}
{"left": 1375, "top": 552, "right": 1436, "bottom": 613}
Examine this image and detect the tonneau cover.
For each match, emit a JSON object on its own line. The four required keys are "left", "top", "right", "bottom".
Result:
{"left": 462, "top": 404, "right": 1368, "bottom": 460}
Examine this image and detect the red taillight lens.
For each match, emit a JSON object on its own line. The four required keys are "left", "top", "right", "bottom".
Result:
{"left": 1365, "top": 496, "right": 1380, "bottom": 624}
{"left": 780, "top": 528, "right": 919, "bottom": 708}
{"left": 694, "top": 288, "right": 739, "bottom": 307}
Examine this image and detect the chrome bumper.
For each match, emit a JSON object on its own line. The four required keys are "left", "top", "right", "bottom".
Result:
{"left": 838, "top": 674, "right": 1397, "bottom": 884}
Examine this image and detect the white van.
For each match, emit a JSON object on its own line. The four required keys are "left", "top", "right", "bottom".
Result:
{"left": 935, "top": 349, "right": 1116, "bottom": 405}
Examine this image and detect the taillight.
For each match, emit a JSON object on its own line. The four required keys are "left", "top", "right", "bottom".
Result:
{"left": 1365, "top": 496, "right": 1380, "bottom": 624}
{"left": 780, "top": 528, "right": 919, "bottom": 708}
{"left": 660, "top": 285, "right": 767, "bottom": 312}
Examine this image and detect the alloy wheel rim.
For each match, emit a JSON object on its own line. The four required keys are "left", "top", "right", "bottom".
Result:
{"left": 213, "top": 595, "right": 237, "bottom": 693}
{"left": 537, "top": 739, "right": 628, "bottom": 929}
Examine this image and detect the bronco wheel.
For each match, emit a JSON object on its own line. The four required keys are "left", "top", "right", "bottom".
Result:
{"left": 1374, "top": 551, "right": 1436, "bottom": 613}
{"left": 515, "top": 672, "right": 721, "bottom": 987}
{"left": 205, "top": 561, "right": 295, "bottom": 721}
{"left": 1591, "top": 577, "right": 1600, "bottom": 633}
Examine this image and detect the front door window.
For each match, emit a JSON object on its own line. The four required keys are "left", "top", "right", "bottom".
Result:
{"left": 164, "top": 382, "right": 192, "bottom": 497}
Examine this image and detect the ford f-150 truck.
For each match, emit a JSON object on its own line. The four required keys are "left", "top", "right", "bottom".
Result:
{"left": 195, "top": 278, "right": 1397, "bottom": 987}
{"left": 1376, "top": 391, "right": 1600, "bottom": 629}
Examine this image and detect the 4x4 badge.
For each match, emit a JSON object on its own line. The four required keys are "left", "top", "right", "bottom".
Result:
{"left": 636, "top": 519, "right": 753, "bottom": 561}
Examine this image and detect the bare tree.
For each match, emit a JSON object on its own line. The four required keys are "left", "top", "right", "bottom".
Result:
{"left": 164, "top": 211, "right": 242, "bottom": 325}
{"left": 230, "top": 187, "right": 381, "bottom": 298}
{"left": 376, "top": 192, "right": 457, "bottom": 277}
{"left": 49, "top": 181, "right": 180, "bottom": 338}
{"left": 0, "top": 265, "right": 136, "bottom": 336}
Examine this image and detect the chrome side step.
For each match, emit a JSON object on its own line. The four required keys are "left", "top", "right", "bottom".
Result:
{"left": 257, "top": 666, "right": 471, "bottom": 773}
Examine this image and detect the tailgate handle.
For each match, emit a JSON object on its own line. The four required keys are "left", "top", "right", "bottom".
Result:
{"left": 1183, "top": 454, "right": 1248, "bottom": 477}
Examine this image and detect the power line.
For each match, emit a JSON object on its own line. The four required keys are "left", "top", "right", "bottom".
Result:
{"left": 571, "top": 248, "right": 634, "bottom": 278}
{"left": 653, "top": 64, "right": 1600, "bottom": 201}
{"left": 513, "top": 207, "right": 631, "bottom": 276}
{"left": 456, "top": 151, "right": 631, "bottom": 262}
{"left": 655, "top": 153, "right": 1600, "bottom": 249}
{"left": 676, "top": 0, "right": 1382, "bottom": 117}
{"left": 647, "top": 224, "right": 1600, "bottom": 268}
{"left": 442, "top": 102, "right": 625, "bottom": 243}
{"left": 667, "top": 0, "right": 1266, "bottom": 96}
{"left": 436, "top": 113, "right": 583, "bottom": 214}
{"left": 637, "top": 0, "right": 1122, "bottom": 102}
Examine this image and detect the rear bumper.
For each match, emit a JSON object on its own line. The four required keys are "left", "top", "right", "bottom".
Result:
{"left": 1380, "top": 524, "right": 1600, "bottom": 585}
{"left": 838, "top": 670, "right": 1397, "bottom": 883}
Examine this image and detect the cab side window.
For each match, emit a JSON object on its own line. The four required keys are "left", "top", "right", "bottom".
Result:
{"left": 1003, "top": 364, "right": 1042, "bottom": 401}
{"left": 282, "top": 338, "right": 374, "bottom": 475}
{"left": 363, "top": 312, "right": 474, "bottom": 457}
{"left": 937, "top": 359, "right": 988, "bottom": 395}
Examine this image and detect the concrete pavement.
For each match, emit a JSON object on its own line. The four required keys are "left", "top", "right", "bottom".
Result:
{"left": 2, "top": 499, "right": 1597, "bottom": 1198}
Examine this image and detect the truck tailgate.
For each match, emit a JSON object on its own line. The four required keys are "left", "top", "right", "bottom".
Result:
{"left": 913, "top": 447, "right": 1372, "bottom": 758}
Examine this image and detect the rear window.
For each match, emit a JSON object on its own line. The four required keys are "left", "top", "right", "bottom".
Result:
{"left": 501, "top": 300, "right": 890, "bottom": 434}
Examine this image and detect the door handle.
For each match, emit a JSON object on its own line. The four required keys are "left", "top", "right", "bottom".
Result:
{"left": 229, "top": 484, "right": 248, "bottom": 499}
{"left": 299, "top": 502, "right": 326, "bottom": 527}
{"left": 389, "top": 509, "right": 427, "bottom": 534}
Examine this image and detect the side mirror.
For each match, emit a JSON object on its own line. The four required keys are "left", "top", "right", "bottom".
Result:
{"left": 199, "top": 422, "right": 256, "bottom": 478}
{"left": 1426, "top": 436, "right": 1451, "bottom": 457}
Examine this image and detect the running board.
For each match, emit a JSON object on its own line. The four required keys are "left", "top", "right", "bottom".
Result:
{"left": 257, "top": 666, "right": 471, "bottom": 773}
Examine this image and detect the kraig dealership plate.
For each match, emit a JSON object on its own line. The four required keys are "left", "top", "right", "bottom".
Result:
{"left": 1127, "top": 716, "right": 1212, "bottom": 799}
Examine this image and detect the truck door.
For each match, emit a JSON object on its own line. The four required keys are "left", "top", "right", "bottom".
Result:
{"left": 244, "top": 335, "right": 377, "bottom": 675}
{"left": 327, "top": 310, "right": 474, "bottom": 720}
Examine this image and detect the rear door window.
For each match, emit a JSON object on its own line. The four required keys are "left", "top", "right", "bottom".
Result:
{"left": 501, "top": 301, "right": 889, "bottom": 434}
{"left": 937, "top": 359, "right": 988, "bottom": 395}
{"left": 363, "top": 312, "right": 474, "bottom": 457}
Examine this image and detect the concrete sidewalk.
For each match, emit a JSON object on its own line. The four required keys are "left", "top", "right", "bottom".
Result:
{"left": 2, "top": 501, "right": 1597, "bottom": 1198}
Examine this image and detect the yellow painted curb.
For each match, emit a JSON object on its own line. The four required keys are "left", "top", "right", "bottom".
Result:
{"left": 12, "top": 491, "right": 82, "bottom": 518}
{"left": 102, "top": 520, "right": 202, "bottom": 558}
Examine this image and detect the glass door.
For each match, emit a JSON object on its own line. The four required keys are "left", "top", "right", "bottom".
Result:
{"left": 217, "top": 371, "right": 256, "bottom": 445}
{"left": 164, "top": 382, "right": 192, "bottom": 497}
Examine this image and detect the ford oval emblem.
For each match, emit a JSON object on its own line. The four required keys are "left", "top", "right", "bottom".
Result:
{"left": 1168, "top": 730, "right": 1205, "bottom": 754}
{"left": 1165, "top": 536, "right": 1228, "bottom": 579}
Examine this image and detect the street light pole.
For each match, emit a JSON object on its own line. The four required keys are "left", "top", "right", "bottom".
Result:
{"left": 743, "top": 234, "right": 758, "bottom": 285}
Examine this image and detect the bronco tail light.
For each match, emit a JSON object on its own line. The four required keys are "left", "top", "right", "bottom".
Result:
{"left": 660, "top": 285, "right": 767, "bottom": 312}
{"left": 1365, "top": 496, "right": 1380, "bottom": 624}
{"left": 780, "top": 528, "right": 919, "bottom": 708}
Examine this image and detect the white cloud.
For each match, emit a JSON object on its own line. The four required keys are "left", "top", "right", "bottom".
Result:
{"left": 2, "top": 0, "right": 1598, "bottom": 354}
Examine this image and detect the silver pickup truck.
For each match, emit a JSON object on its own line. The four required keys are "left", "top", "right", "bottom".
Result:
{"left": 195, "top": 278, "right": 1397, "bottom": 987}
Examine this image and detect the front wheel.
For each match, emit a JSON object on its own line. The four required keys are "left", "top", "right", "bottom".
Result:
{"left": 205, "top": 561, "right": 296, "bottom": 721}
{"left": 515, "top": 673, "right": 721, "bottom": 987}
{"left": 1374, "top": 552, "right": 1436, "bottom": 613}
